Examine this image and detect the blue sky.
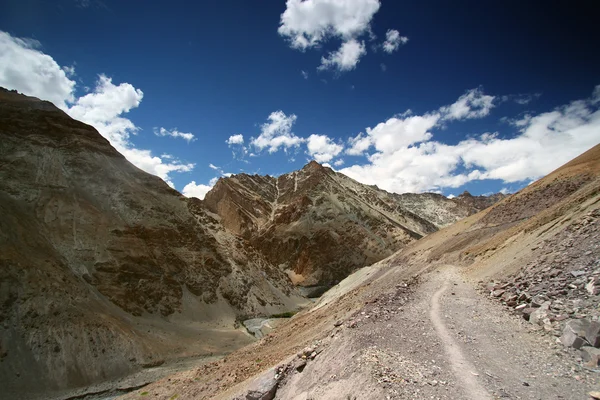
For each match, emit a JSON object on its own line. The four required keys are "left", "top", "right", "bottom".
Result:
{"left": 1, "top": 0, "right": 599, "bottom": 198}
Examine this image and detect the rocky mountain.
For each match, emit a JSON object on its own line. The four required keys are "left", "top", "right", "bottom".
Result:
{"left": 0, "top": 87, "right": 504, "bottom": 399}
{"left": 203, "top": 164, "right": 503, "bottom": 288}
{"left": 123, "top": 146, "right": 600, "bottom": 400}
{"left": 0, "top": 88, "right": 307, "bottom": 398}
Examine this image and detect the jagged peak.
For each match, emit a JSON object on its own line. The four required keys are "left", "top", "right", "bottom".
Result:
{"left": 302, "top": 160, "right": 325, "bottom": 171}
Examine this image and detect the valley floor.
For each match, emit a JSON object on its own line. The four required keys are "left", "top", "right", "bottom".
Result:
{"left": 122, "top": 264, "right": 598, "bottom": 399}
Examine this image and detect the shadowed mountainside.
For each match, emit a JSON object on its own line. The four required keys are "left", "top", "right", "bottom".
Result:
{"left": 0, "top": 88, "right": 306, "bottom": 397}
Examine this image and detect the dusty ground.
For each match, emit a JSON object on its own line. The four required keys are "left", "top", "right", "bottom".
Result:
{"left": 120, "top": 145, "right": 600, "bottom": 399}
{"left": 120, "top": 264, "right": 598, "bottom": 400}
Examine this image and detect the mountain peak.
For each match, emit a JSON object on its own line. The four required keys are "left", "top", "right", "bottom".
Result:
{"left": 303, "top": 160, "right": 325, "bottom": 171}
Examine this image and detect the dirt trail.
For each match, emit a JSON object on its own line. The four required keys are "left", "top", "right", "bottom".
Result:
{"left": 429, "top": 272, "right": 491, "bottom": 400}
{"left": 121, "top": 263, "right": 598, "bottom": 399}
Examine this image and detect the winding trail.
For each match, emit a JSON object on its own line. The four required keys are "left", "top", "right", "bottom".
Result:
{"left": 429, "top": 269, "right": 492, "bottom": 400}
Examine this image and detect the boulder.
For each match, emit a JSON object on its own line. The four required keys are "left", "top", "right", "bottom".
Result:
{"left": 580, "top": 346, "right": 600, "bottom": 367}
{"left": 245, "top": 370, "right": 279, "bottom": 400}
{"left": 586, "top": 321, "right": 600, "bottom": 348}
{"left": 560, "top": 319, "right": 591, "bottom": 349}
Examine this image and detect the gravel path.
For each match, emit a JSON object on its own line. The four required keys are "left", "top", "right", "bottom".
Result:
{"left": 430, "top": 276, "right": 492, "bottom": 400}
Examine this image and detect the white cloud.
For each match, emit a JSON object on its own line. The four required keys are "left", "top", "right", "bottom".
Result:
{"left": 182, "top": 178, "right": 217, "bottom": 200}
{"left": 439, "top": 88, "right": 495, "bottom": 121}
{"left": 251, "top": 111, "right": 304, "bottom": 153}
{"left": 209, "top": 163, "right": 219, "bottom": 170}
{"left": 318, "top": 39, "right": 366, "bottom": 72}
{"left": 334, "top": 159, "right": 345, "bottom": 166}
{"left": 0, "top": 31, "right": 194, "bottom": 187}
{"left": 340, "top": 86, "right": 600, "bottom": 193}
{"left": 306, "top": 134, "right": 344, "bottom": 162}
{"left": 346, "top": 113, "right": 439, "bottom": 156}
{"left": 154, "top": 127, "right": 195, "bottom": 142}
{"left": 301, "top": 70, "right": 309, "bottom": 79}
{"left": 382, "top": 29, "right": 408, "bottom": 53}
{"left": 278, "top": 0, "right": 383, "bottom": 73}
{"left": 278, "top": 0, "right": 380, "bottom": 50}
{"left": 0, "top": 31, "right": 75, "bottom": 109}
{"left": 226, "top": 134, "right": 244, "bottom": 145}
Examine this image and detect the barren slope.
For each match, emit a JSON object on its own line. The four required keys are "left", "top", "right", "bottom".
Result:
{"left": 124, "top": 144, "right": 600, "bottom": 399}
{"left": 204, "top": 163, "right": 503, "bottom": 288}
{"left": 0, "top": 88, "right": 306, "bottom": 398}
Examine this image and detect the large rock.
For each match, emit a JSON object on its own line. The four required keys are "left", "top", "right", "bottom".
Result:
{"left": 244, "top": 369, "right": 279, "bottom": 400}
{"left": 586, "top": 321, "right": 600, "bottom": 347}
{"left": 560, "top": 319, "right": 591, "bottom": 349}
{"left": 580, "top": 346, "right": 600, "bottom": 367}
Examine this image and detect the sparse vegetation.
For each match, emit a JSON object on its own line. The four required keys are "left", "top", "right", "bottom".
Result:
{"left": 270, "top": 311, "right": 297, "bottom": 318}
{"left": 140, "top": 392, "right": 149, "bottom": 396}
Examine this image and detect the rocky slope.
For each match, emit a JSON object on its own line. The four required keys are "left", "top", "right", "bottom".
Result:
{"left": 204, "top": 164, "right": 503, "bottom": 288}
{"left": 0, "top": 87, "right": 505, "bottom": 399}
{"left": 124, "top": 144, "right": 600, "bottom": 399}
{"left": 0, "top": 88, "right": 307, "bottom": 398}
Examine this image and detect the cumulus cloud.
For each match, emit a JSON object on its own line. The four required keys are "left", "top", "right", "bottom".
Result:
{"left": 318, "top": 39, "right": 366, "bottom": 72}
{"left": 153, "top": 127, "right": 195, "bottom": 142}
{"left": 278, "top": 0, "right": 392, "bottom": 73}
{"left": 439, "top": 88, "right": 495, "bottom": 121}
{"left": 0, "top": 31, "right": 75, "bottom": 108}
{"left": 382, "top": 29, "right": 408, "bottom": 53}
{"left": 251, "top": 111, "right": 304, "bottom": 153}
{"left": 278, "top": 0, "right": 380, "bottom": 50}
{"left": 182, "top": 177, "right": 218, "bottom": 200}
{"left": 226, "top": 134, "right": 244, "bottom": 145}
{"left": 0, "top": 30, "right": 194, "bottom": 187}
{"left": 346, "top": 113, "right": 439, "bottom": 156}
{"left": 306, "top": 134, "right": 344, "bottom": 162}
{"left": 340, "top": 86, "right": 600, "bottom": 193}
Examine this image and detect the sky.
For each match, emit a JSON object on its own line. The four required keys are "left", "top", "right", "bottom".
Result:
{"left": 1, "top": 0, "right": 599, "bottom": 199}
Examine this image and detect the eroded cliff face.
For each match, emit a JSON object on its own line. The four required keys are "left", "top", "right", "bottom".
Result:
{"left": 204, "top": 161, "right": 504, "bottom": 287}
{"left": 0, "top": 88, "right": 304, "bottom": 396}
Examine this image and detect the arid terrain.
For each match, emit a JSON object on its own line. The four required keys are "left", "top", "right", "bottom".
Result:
{"left": 117, "top": 144, "right": 600, "bottom": 399}
{"left": 0, "top": 88, "right": 504, "bottom": 399}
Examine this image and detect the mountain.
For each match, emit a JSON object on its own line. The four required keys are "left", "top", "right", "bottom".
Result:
{"left": 0, "top": 88, "right": 306, "bottom": 397}
{"left": 123, "top": 145, "right": 600, "bottom": 400}
{"left": 0, "top": 87, "right": 504, "bottom": 398}
{"left": 203, "top": 163, "right": 503, "bottom": 288}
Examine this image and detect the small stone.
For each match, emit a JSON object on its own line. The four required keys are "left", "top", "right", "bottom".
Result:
{"left": 586, "top": 278, "right": 598, "bottom": 296}
{"left": 589, "top": 391, "right": 600, "bottom": 400}
{"left": 530, "top": 301, "right": 551, "bottom": 325}
{"left": 522, "top": 308, "right": 536, "bottom": 321}
{"left": 571, "top": 270, "right": 586, "bottom": 277}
